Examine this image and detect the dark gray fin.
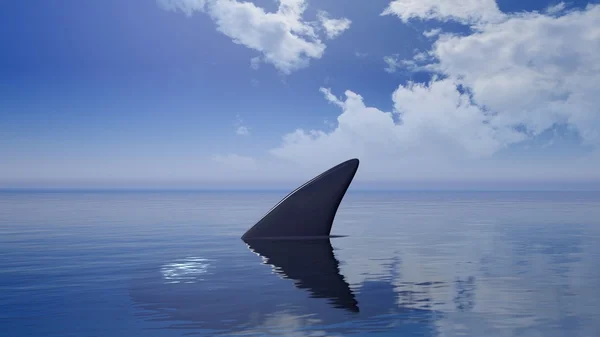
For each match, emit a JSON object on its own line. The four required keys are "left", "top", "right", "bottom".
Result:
{"left": 244, "top": 238, "right": 359, "bottom": 313}
{"left": 242, "top": 158, "right": 359, "bottom": 240}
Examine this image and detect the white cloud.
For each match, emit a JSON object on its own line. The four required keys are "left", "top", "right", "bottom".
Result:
{"left": 382, "top": 0, "right": 505, "bottom": 25}
{"left": 413, "top": 51, "right": 428, "bottom": 61}
{"left": 317, "top": 10, "right": 352, "bottom": 39}
{"left": 423, "top": 28, "right": 441, "bottom": 38}
{"left": 319, "top": 87, "right": 344, "bottom": 107}
{"left": 250, "top": 56, "right": 261, "bottom": 70}
{"left": 166, "top": 2, "right": 600, "bottom": 186}
{"left": 430, "top": 4, "right": 600, "bottom": 144}
{"left": 546, "top": 2, "right": 567, "bottom": 15}
{"left": 266, "top": 3, "right": 600, "bottom": 182}
{"left": 383, "top": 51, "right": 432, "bottom": 72}
{"left": 236, "top": 126, "right": 250, "bottom": 136}
{"left": 269, "top": 88, "right": 404, "bottom": 177}
{"left": 158, "top": 0, "right": 351, "bottom": 74}
{"left": 234, "top": 114, "right": 250, "bottom": 135}
{"left": 270, "top": 82, "right": 524, "bottom": 175}
{"left": 391, "top": 79, "right": 526, "bottom": 156}
{"left": 383, "top": 54, "right": 402, "bottom": 73}
{"left": 355, "top": 51, "right": 368, "bottom": 58}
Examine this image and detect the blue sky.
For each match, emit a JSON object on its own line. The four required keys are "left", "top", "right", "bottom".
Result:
{"left": 2, "top": 0, "right": 600, "bottom": 189}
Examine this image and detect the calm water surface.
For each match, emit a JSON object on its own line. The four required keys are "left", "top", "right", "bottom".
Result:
{"left": 1, "top": 191, "right": 600, "bottom": 336}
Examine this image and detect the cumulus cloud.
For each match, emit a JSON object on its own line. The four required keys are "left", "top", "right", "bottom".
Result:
{"left": 317, "top": 10, "right": 352, "bottom": 39}
{"left": 184, "top": 1, "right": 600, "bottom": 186}
{"left": 382, "top": 0, "right": 505, "bottom": 25}
{"left": 158, "top": 0, "right": 351, "bottom": 74}
{"left": 430, "top": 4, "right": 600, "bottom": 144}
{"left": 147, "top": 1, "right": 600, "bottom": 187}
{"left": 270, "top": 81, "right": 523, "bottom": 172}
{"left": 267, "top": 3, "right": 600, "bottom": 182}
{"left": 270, "top": 88, "right": 396, "bottom": 167}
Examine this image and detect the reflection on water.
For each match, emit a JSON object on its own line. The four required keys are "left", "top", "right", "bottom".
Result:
{"left": 129, "top": 237, "right": 442, "bottom": 336}
{"left": 454, "top": 276, "right": 476, "bottom": 312}
{"left": 2, "top": 191, "right": 600, "bottom": 336}
{"left": 160, "top": 257, "right": 212, "bottom": 284}
{"left": 245, "top": 239, "right": 359, "bottom": 313}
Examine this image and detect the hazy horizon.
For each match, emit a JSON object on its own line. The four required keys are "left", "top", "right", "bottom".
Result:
{"left": 3, "top": 181, "right": 600, "bottom": 191}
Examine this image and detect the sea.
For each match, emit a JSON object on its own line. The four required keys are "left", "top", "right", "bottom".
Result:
{"left": 1, "top": 190, "right": 599, "bottom": 337}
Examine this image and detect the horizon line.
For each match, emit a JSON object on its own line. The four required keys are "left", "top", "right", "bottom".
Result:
{"left": 2, "top": 187, "right": 600, "bottom": 193}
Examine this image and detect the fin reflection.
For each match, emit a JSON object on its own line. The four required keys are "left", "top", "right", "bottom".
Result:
{"left": 245, "top": 238, "right": 359, "bottom": 313}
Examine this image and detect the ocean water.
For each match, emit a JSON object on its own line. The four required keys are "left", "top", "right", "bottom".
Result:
{"left": 1, "top": 190, "right": 600, "bottom": 337}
